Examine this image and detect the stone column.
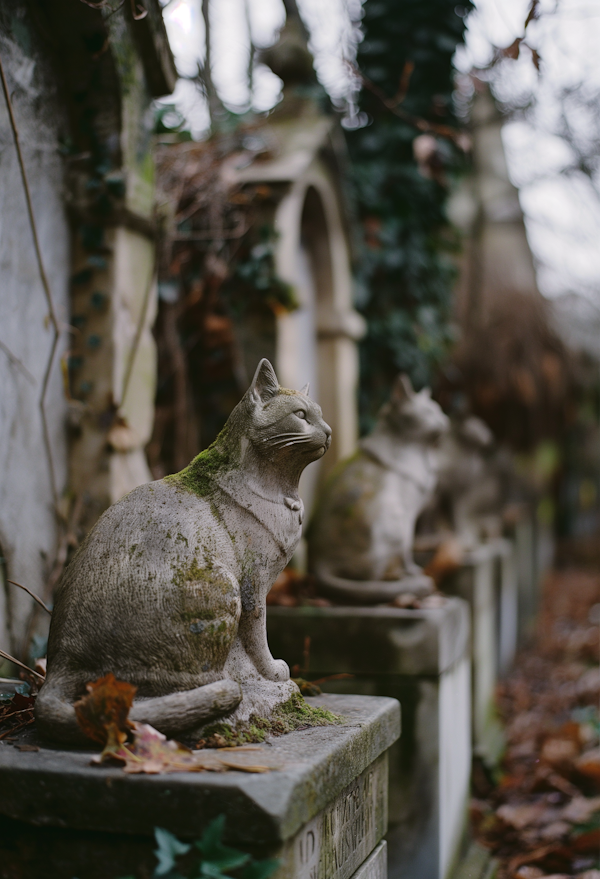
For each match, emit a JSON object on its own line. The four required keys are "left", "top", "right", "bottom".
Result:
{"left": 267, "top": 600, "right": 471, "bottom": 879}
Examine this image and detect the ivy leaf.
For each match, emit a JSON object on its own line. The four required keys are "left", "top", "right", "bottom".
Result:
{"left": 195, "top": 816, "right": 250, "bottom": 875}
{"left": 154, "top": 827, "right": 191, "bottom": 877}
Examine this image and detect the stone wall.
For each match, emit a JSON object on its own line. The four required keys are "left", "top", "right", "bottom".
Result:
{"left": 0, "top": 3, "right": 70, "bottom": 662}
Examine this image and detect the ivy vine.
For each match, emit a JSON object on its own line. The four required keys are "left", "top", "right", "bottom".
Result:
{"left": 346, "top": 0, "right": 473, "bottom": 429}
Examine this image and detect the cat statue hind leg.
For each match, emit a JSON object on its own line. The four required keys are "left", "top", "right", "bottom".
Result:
{"left": 36, "top": 359, "right": 331, "bottom": 744}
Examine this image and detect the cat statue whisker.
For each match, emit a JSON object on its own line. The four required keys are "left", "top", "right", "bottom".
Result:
{"left": 307, "top": 374, "right": 449, "bottom": 605}
{"left": 36, "top": 360, "right": 331, "bottom": 744}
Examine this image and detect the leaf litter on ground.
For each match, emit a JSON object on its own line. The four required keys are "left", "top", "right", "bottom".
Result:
{"left": 471, "top": 566, "right": 600, "bottom": 879}
{"left": 74, "top": 673, "right": 273, "bottom": 775}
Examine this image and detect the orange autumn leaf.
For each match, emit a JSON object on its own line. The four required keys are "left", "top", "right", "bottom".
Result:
{"left": 74, "top": 673, "right": 137, "bottom": 745}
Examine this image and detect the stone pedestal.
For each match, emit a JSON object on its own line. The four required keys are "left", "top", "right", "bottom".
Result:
{"left": 444, "top": 540, "right": 513, "bottom": 763}
{"left": 0, "top": 695, "right": 398, "bottom": 879}
{"left": 267, "top": 600, "right": 471, "bottom": 879}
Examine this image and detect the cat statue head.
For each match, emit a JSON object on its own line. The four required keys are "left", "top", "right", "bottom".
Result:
{"left": 243, "top": 359, "right": 332, "bottom": 468}
{"left": 176, "top": 359, "right": 332, "bottom": 499}
{"left": 377, "top": 374, "right": 449, "bottom": 444}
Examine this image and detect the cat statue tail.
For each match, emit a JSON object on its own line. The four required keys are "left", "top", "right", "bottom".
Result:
{"left": 313, "top": 563, "right": 434, "bottom": 605}
{"left": 34, "top": 675, "right": 242, "bottom": 745}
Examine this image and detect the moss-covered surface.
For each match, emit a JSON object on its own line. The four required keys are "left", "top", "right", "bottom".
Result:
{"left": 196, "top": 692, "right": 344, "bottom": 749}
{"left": 166, "top": 424, "right": 234, "bottom": 498}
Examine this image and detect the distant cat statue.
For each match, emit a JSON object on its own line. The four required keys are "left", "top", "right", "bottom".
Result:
{"left": 435, "top": 416, "right": 502, "bottom": 549}
{"left": 36, "top": 360, "right": 331, "bottom": 744}
{"left": 307, "top": 375, "right": 449, "bottom": 604}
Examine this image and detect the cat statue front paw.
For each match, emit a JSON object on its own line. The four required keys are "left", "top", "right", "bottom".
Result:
{"left": 264, "top": 658, "right": 290, "bottom": 682}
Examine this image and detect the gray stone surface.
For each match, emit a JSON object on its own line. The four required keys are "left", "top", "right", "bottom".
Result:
{"left": 267, "top": 600, "right": 471, "bottom": 879}
{"left": 350, "top": 841, "right": 387, "bottom": 879}
{"left": 0, "top": 694, "right": 399, "bottom": 845}
{"left": 0, "top": 3, "right": 70, "bottom": 659}
{"left": 268, "top": 599, "right": 469, "bottom": 677}
{"left": 444, "top": 541, "right": 506, "bottom": 763}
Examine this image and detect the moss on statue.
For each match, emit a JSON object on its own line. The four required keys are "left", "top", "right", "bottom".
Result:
{"left": 166, "top": 424, "right": 234, "bottom": 498}
{"left": 197, "top": 692, "right": 343, "bottom": 748}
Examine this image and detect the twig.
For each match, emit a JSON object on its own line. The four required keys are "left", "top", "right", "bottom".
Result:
{"left": 346, "top": 60, "right": 460, "bottom": 141}
{"left": 0, "top": 650, "right": 45, "bottom": 682}
{"left": 7, "top": 580, "right": 52, "bottom": 615}
{"left": 0, "top": 339, "right": 36, "bottom": 385}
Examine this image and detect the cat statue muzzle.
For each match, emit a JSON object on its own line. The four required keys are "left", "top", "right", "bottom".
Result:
{"left": 307, "top": 374, "right": 450, "bottom": 604}
{"left": 36, "top": 359, "right": 331, "bottom": 744}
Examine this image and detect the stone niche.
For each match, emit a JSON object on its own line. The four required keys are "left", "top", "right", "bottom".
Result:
{"left": 267, "top": 600, "right": 471, "bottom": 879}
{"left": 0, "top": 694, "right": 399, "bottom": 879}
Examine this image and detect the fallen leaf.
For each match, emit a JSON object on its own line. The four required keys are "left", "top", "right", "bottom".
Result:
{"left": 14, "top": 744, "right": 39, "bottom": 752}
{"left": 561, "top": 796, "right": 600, "bottom": 824}
{"left": 74, "top": 673, "right": 136, "bottom": 746}
{"left": 91, "top": 720, "right": 273, "bottom": 775}
{"left": 541, "top": 737, "right": 579, "bottom": 768}
{"left": 575, "top": 748, "right": 600, "bottom": 783}
{"left": 515, "top": 867, "right": 544, "bottom": 879}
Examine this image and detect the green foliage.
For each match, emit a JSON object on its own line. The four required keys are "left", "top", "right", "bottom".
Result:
{"left": 143, "top": 818, "right": 279, "bottom": 879}
{"left": 229, "top": 227, "right": 298, "bottom": 315}
{"left": 346, "top": 0, "right": 473, "bottom": 428}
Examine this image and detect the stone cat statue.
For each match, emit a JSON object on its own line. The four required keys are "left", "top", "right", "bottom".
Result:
{"left": 307, "top": 375, "right": 449, "bottom": 604}
{"left": 418, "top": 415, "right": 502, "bottom": 550}
{"left": 36, "top": 360, "right": 331, "bottom": 744}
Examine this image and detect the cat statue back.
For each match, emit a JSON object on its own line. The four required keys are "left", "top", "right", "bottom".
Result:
{"left": 36, "top": 360, "right": 331, "bottom": 744}
{"left": 308, "top": 375, "right": 449, "bottom": 603}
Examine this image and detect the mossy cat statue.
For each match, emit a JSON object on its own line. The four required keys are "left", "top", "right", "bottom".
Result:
{"left": 307, "top": 375, "right": 449, "bottom": 604}
{"left": 36, "top": 360, "right": 331, "bottom": 744}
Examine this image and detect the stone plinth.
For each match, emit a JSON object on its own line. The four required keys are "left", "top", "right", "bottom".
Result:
{"left": 444, "top": 539, "right": 514, "bottom": 762}
{"left": 267, "top": 600, "right": 471, "bottom": 879}
{"left": 0, "top": 695, "right": 398, "bottom": 879}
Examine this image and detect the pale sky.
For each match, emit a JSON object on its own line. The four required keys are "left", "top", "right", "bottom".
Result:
{"left": 160, "top": 0, "right": 600, "bottom": 311}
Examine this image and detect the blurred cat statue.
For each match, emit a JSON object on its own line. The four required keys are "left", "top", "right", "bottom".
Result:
{"left": 307, "top": 375, "right": 449, "bottom": 604}
{"left": 36, "top": 360, "right": 332, "bottom": 744}
{"left": 420, "top": 415, "right": 502, "bottom": 551}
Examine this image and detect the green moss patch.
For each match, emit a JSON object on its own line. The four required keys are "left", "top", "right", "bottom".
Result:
{"left": 166, "top": 424, "right": 233, "bottom": 498}
{"left": 196, "top": 692, "right": 344, "bottom": 749}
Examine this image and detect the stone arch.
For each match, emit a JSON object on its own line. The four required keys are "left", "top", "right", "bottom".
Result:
{"left": 274, "top": 163, "right": 365, "bottom": 514}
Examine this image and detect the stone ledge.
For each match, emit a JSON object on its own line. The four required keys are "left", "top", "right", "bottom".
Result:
{"left": 267, "top": 598, "right": 469, "bottom": 677}
{"left": 0, "top": 694, "right": 399, "bottom": 846}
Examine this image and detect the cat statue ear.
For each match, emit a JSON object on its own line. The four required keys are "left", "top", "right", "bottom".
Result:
{"left": 249, "top": 358, "right": 280, "bottom": 405}
{"left": 391, "top": 373, "right": 414, "bottom": 404}
{"left": 299, "top": 383, "right": 310, "bottom": 396}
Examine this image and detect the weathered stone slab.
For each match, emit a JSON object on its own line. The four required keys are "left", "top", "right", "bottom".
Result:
{"left": 444, "top": 540, "right": 506, "bottom": 763}
{"left": 350, "top": 841, "right": 387, "bottom": 879}
{"left": 0, "top": 695, "right": 399, "bottom": 879}
{"left": 267, "top": 599, "right": 471, "bottom": 879}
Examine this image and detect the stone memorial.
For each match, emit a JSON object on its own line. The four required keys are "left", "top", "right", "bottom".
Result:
{"left": 443, "top": 540, "right": 513, "bottom": 764}
{"left": 267, "top": 599, "right": 471, "bottom": 879}
{"left": 0, "top": 694, "right": 400, "bottom": 879}
{"left": 36, "top": 359, "right": 333, "bottom": 743}
{"left": 307, "top": 375, "right": 449, "bottom": 603}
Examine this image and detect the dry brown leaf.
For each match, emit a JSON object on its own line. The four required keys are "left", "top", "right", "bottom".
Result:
{"left": 540, "top": 737, "right": 579, "bottom": 768}
{"left": 575, "top": 747, "right": 600, "bottom": 783}
{"left": 74, "top": 673, "right": 136, "bottom": 746}
{"left": 91, "top": 720, "right": 273, "bottom": 775}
